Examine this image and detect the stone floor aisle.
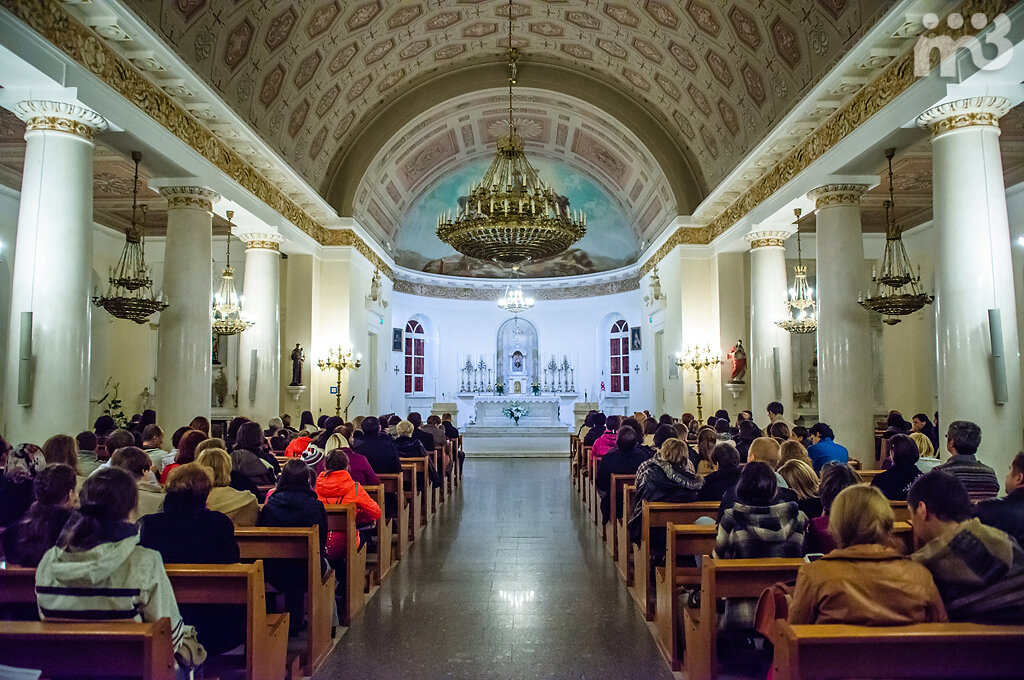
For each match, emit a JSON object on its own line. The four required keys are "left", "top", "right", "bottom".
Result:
{"left": 313, "top": 458, "right": 674, "bottom": 680}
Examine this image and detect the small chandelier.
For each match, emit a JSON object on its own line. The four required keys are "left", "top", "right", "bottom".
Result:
{"left": 775, "top": 208, "right": 818, "bottom": 334}
{"left": 858, "top": 148, "right": 934, "bottom": 325}
{"left": 436, "top": 0, "right": 585, "bottom": 265}
{"left": 497, "top": 267, "right": 535, "bottom": 314}
{"left": 92, "top": 151, "right": 168, "bottom": 324}
{"left": 211, "top": 211, "right": 253, "bottom": 336}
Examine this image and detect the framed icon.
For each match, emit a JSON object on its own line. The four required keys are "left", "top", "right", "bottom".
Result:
{"left": 392, "top": 327, "right": 403, "bottom": 352}
{"left": 630, "top": 326, "right": 642, "bottom": 351}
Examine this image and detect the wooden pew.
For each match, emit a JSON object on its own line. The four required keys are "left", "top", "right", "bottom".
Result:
{"left": 164, "top": 562, "right": 289, "bottom": 680}
{"left": 433, "top": 446, "right": 447, "bottom": 503}
{"left": 684, "top": 557, "right": 806, "bottom": 680}
{"left": 234, "top": 526, "right": 336, "bottom": 675}
{"left": 402, "top": 456, "right": 436, "bottom": 523}
{"left": 580, "top": 445, "right": 592, "bottom": 505}
{"left": 655, "top": 523, "right": 719, "bottom": 670}
{"left": 859, "top": 469, "right": 883, "bottom": 485}
{"left": 321, "top": 504, "right": 369, "bottom": 625}
{"left": 377, "top": 472, "right": 411, "bottom": 557}
{"left": 616, "top": 484, "right": 636, "bottom": 585}
{"left": 634, "top": 501, "right": 722, "bottom": 620}
{"left": 774, "top": 620, "right": 1024, "bottom": 679}
{"left": 0, "top": 619, "right": 176, "bottom": 679}
{"left": 400, "top": 462, "right": 424, "bottom": 538}
{"left": 345, "top": 484, "right": 394, "bottom": 584}
{"left": 605, "top": 473, "right": 634, "bottom": 561}
{"left": 890, "top": 500, "right": 910, "bottom": 522}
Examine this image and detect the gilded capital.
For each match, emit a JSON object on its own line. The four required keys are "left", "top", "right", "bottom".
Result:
{"left": 917, "top": 96, "right": 1013, "bottom": 137}
{"left": 744, "top": 230, "right": 791, "bottom": 250}
{"left": 158, "top": 186, "right": 219, "bottom": 212}
{"left": 13, "top": 100, "right": 108, "bottom": 141}
{"left": 807, "top": 184, "right": 870, "bottom": 209}
{"left": 237, "top": 232, "right": 285, "bottom": 251}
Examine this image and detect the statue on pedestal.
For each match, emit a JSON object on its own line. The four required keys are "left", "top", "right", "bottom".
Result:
{"left": 290, "top": 343, "right": 305, "bottom": 386}
{"left": 727, "top": 340, "right": 747, "bottom": 384}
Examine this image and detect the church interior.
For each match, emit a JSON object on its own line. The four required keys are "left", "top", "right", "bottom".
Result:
{"left": 2, "top": 0, "right": 1024, "bottom": 678}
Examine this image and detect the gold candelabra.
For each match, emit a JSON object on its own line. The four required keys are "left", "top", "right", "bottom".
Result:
{"left": 317, "top": 345, "right": 361, "bottom": 416}
{"left": 676, "top": 344, "right": 721, "bottom": 422}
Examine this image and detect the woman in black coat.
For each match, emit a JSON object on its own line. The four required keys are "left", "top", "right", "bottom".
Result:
{"left": 138, "top": 462, "right": 243, "bottom": 656}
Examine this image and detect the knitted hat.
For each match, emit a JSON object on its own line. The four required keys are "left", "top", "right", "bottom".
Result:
{"left": 301, "top": 442, "right": 324, "bottom": 468}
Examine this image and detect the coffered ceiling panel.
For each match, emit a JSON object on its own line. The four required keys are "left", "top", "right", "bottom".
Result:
{"left": 120, "top": 0, "right": 888, "bottom": 206}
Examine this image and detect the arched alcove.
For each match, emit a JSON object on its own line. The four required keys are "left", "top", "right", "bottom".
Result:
{"left": 495, "top": 317, "right": 539, "bottom": 395}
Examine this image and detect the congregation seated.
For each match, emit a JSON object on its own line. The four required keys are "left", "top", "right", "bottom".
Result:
{"left": 159, "top": 429, "right": 207, "bottom": 485}
{"left": 911, "top": 431, "right": 942, "bottom": 471}
{"left": 41, "top": 435, "right": 82, "bottom": 486}
{"left": 591, "top": 415, "right": 620, "bottom": 462}
{"left": 421, "top": 415, "right": 447, "bottom": 451}
{"left": 718, "top": 437, "right": 798, "bottom": 518}
{"left": 627, "top": 438, "right": 702, "bottom": 548}
{"left": 225, "top": 416, "right": 249, "bottom": 452}
{"left": 595, "top": 426, "right": 651, "bottom": 525}
{"left": 908, "top": 470, "right": 1024, "bottom": 623}
{"left": 188, "top": 416, "right": 211, "bottom": 437}
{"left": 936, "top": 420, "right": 1000, "bottom": 502}
{"left": 974, "top": 451, "right": 1024, "bottom": 546}
{"left": 325, "top": 431, "right": 379, "bottom": 486}
{"left": 407, "top": 412, "right": 437, "bottom": 458}
{"left": 75, "top": 431, "right": 102, "bottom": 477}
{"left": 695, "top": 427, "right": 717, "bottom": 475}
{"left": 583, "top": 412, "right": 606, "bottom": 447}
{"left": 195, "top": 448, "right": 259, "bottom": 526}
{"left": 805, "top": 461, "right": 862, "bottom": 554}
{"left": 108, "top": 445, "right": 164, "bottom": 520}
{"left": 394, "top": 420, "right": 427, "bottom": 458}
{"left": 911, "top": 411, "right": 941, "bottom": 451}
{"left": 139, "top": 463, "right": 245, "bottom": 656}
{"left": 789, "top": 484, "right": 947, "bottom": 625}
{"left": 1, "top": 463, "right": 76, "bottom": 567}
{"left": 871, "top": 433, "right": 924, "bottom": 501}
{"left": 698, "top": 443, "right": 742, "bottom": 502}
{"left": 315, "top": 450, "right": 381, "bottom": 556}
{"left": 0, "top": 442, "right": 45, "bottom": 528}
{"left": 778, "top": 458, "right": 823, "bottom": 519}
{"left": 352, "top": 416, "right": 402, "bottom": 474}
{"left": 196, "top": 438, "right": 259, "bottom": 495}
{"left": 231, "top": 422, "right": 278, "bottom": 487}
{"left": 140, "top": 425, "right": 164, "bottom": 470}
{"left": 807, "top": 422, "right": 849, "bottom": 472}
{"left": 780, "top": 439, "right": 813, "bottom": 467}
{"left": 733, "top": 419, "right": 757, "bottom": 460}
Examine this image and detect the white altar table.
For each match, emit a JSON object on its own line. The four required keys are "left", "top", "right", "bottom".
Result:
{"left": 462, "top": 396, "right": 570, "bottom": 456}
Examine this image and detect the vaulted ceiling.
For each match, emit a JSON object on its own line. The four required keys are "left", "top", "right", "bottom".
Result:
{"left": 120, "top": 0, "right": 888, "bottom": 218}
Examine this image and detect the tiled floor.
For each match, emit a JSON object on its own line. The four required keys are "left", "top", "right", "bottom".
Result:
{"left": 314, "top": 458, "right": 674, "bottom": 679}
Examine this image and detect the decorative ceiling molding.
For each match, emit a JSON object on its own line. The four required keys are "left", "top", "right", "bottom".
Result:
{"left": 394, "top": 276, "right": 639, "bottom": 301}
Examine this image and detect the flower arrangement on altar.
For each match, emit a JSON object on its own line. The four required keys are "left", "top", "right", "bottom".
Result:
{"left": 503, "top": 402, "right": 530, "bottom": 426}
{"left": 496, "top": 382, "right": 505, "bottom": 395}
{"left": 531, "top": 382, "right": 541, "bottom": 396}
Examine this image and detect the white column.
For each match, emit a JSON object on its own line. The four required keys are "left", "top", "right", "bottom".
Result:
{"left": 807, "top": 184, "right": 874, "bottom": 466}
{"left": 745, "top": 230, "right": 794, "bottom": 419}
{"left": 3, "top": 101, "right": 107, "bottom": 444}
{"left": 236, "top": 232, "right": 283, "bottom": 426}
{"left": 918, "top": 97, "right": 1023, "bottom": 474}
{"left": 155, "top": 186, "right": 218, "bottom": 433}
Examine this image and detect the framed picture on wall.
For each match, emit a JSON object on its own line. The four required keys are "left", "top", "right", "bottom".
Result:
{"left": 630, "top": 326, "right": 642, "bottom": 351}
{"left": 392, "top": 328, "right": 403, "bottom": 352}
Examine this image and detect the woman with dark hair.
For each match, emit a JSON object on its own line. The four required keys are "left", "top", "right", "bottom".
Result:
{"left": 299, "top": 410, "right": 316, "bottom": 432}
{"left": 315, "top": 450, "right": 381, "bottom": 558}
{"left": 231, "top": 422, "right": 277, "bottom": 487}
{"left": 805, "top": 462, "right": 862, "bottom": 554}
{"left": 699, "top": 443, "right": 743, "bottom": 501}
{"left": 159, "top": 429, "right": 207, "bottom": 485}
{"left": 872, "top": 434, "right": 923, "bottom": 501}
{"left": 225, "top": 416, "right": 250, "bottom": 452}
{"left": 595, "top": 427, "right": 650, "bottom": 525}
{"left": 0, "top": 443, "right": 46, "bottom": 527}
{"left": 578, "top": 411, "right": 596, "bottom": 440}
{"left": 583, "top": 412, "right": 606, "bottom": 447}
{"left": 696, "top": 427, "right": 718, "bottom": 473}
{"left": 591, "top": 415, "right": 620, "bottom": 463}
{"left": 139, "top": 409, "right": 157, "bottom": 430}
{"left": 93, "top": 415, "right": 117, "bottom": 439}
{"left": 734, "top": 419, "right": 758, "bottom": 460}
{"left": 188, "top": 416, "right": 211, "bottom": 437}
{"left": 35, "top": 467, "right": 193, "bottom": 657}
{"left": 911, "top": 412, "right": 940, "bottom": 451}
{"left": 2, "top": 464, "right": 77, "bottom": 566}
{"left": 642, "top": 418, "right": 658, "bottom": 447}
{"left": 41, "top": 435, "right": 80, "bottom": 479}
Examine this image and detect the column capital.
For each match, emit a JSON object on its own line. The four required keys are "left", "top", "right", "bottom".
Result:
{"left": 237, "top": 232, "right": 285, "bottom": 251}
{"left": 807, "top": 184, "right": 870, "bottom": 209}
{"left": 744, "top": 230, "right": 791, "bottom": 250}
{"left": 917, "top": 96, "right": 1013, "bottom": 137}
{"left": 157, "top": 185, "right": 219, "bottom": 212}
{"left": 12, "top": 100, "right": 107, "bottom": 141}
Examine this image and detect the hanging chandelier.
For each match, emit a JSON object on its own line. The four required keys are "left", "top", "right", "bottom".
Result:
{"left": 775, "top": 208, "right": 817, "bottom": 334}
{"left": 436, "top": 0, "right": 585, "bottom": 265}
{"left": 211, "top": 211, "right": 253, "bottom": 336}
{"left": 858, "top": 148, "right": 934, "bottom": 325}
{"left": 92, "top": 151, "right": 168, "bottom": 324}
{"left": 497, "top": 266, "right": 535, "bottom": 314}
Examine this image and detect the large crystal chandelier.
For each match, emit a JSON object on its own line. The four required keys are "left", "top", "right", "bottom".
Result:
{"left": 436, "top": 0, "right": 585, "bottom": 265}
{"left": 858, "top": 148, "right": 933, "bottom": 325}
{"left": 497, "top": 267, "right": 535, "bottom": 314}
{"left": 211, "top": 211, "right": 253, "bottom": 336}
{"left": 775, "top": 208, "right": 817, "bottom": 334}
{"left": 92, "top": 151, "right": 168, "bottom": 324}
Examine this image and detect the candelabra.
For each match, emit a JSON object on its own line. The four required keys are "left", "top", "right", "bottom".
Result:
{"left": 676, "top": 344, "right": 721, "bottom": 422}
{"left": 317, "top": 345, "right": 361, "bottom": 416}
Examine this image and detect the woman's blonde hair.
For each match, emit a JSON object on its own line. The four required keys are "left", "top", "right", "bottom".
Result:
{"left": 195, "top": 438, "right": 226, "bottom": 457}
{"left": 828, "top": 484, "right": 894, "bottom": 548}
{"left": 778, "top": 459, "right": 819, "bottom": 500}
{"left": 910, "top": 432, "right": 936, "bottom": 459}
{"left": 396, "top": 420, "right": 414, "bottom": 437}
{"left": 325, "top": 433, "right": 348, "bottom": 452}
{"left": 780, "top": 440, "right": 813, "bottom": 467}
{"left": 351, "top": 416, "right": 365, "bottom": 432}
{"left": 660, "top": 438, "right": 688, "bottom": 465}
{"left": 195, "top": 448, "right": 232, "bottom": 487}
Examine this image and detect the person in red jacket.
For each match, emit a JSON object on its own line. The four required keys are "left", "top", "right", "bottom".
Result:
{"left": 315, "top": 449, "right": 381, "bottom": 559}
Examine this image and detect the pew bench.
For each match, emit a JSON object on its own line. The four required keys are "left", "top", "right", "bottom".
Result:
{"left": 774, "top": 621, "right": 1024, "bottom": 679}
{"left": 615, "top": 484, "right": 636, "bottom": 585}
{"left": 376, "top": 472, "right": 411, "bottom": 558}
{"left": 655, "top": 523, "right": 719, "bottom": 670}
{"left": 400, "top": 463, "right": 424, "bottom": 540}
{"left": 360, "top": 485, "right": 395, "bottom": 585}
{"left": 604, "top": 473, "right": 634, "bottom": 561}
{"left": 402, "top": 456, "right": 436, "bottom": 525}
{"left": 234, "top": 526, "right": 336, "bottom": 675}
{"left": 0, "top": 619, "right": 175, "bottom": 679}
{"left": 320, "top": 505, "right": 369, "bottom": 626}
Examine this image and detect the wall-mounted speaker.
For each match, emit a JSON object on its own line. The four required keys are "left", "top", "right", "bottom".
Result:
{"left": 989, "top": 309, "right": 1008, "bottom": 405}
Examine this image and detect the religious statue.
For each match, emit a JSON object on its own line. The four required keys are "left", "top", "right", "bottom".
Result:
{"left": 290, "top": 343, "right": 305, "bottom": 386}
{"left": 727, "top": 340, "right": 747, "bottom": 384}
{"left": 368, "top": 269, "right": 382, "bottom": 302}
{"left": 139, "top": 386, "right": 154, "bottom": 412}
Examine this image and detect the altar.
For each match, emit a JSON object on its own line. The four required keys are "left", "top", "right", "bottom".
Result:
{"left": 462, "top": 395, "right": 571, "bottom": 456}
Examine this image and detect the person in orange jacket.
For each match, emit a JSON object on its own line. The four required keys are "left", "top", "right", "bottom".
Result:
{"left": 315, "top": 449, "right": 381, "bottom": 559}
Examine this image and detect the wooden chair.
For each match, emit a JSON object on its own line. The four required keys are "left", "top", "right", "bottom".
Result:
{"left": 234, "top": 526, "right": 336, "bottom": 675}
{"left": 376, "top": 472, "right": 411, "bottom": 557}
{"left": 633, "top": 501, "right": 722, "bottom": 620}
{"left": 321, "top": 504, "right": 369, "bottom": 625}
{"left": 604, "top": 474, "right": 634, "bottom": 560}
{"left": 164, "top": 562, "right": 290, "bottom": 680}
{"left": 774, "top": 620, "right": 1024, "bottom": 679}
{"left": 654, "top": 523, "right": 719, "bottom": 670}
{"left": 684, "top": 557, "right": 806, "bottom": 680}
{"left": 0, "top": 619, "right": 176, "bottom": 679}
{"left": 616, "top": 484, "right": 636, "bottom": 585}
{"left": 400, "top": 462, "right": 424, "bottom": 537}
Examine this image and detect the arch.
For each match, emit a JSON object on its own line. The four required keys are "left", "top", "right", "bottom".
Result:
{"left": 495, "top": 317, "right": 539, "bottom": 393}
{"left": 324, "top": 60, "right": 706, "bottom": 217}
{"left": 595, "top": 312, "right": 631, "bottom": 396}
{"left": 404, "top": 314, "right": 438, "bottom": 396}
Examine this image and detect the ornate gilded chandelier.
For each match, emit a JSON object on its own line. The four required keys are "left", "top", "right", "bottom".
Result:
{"left": 775, "top": 208, "right": 818, "bottom": 334}
{"left": 497, "top": 267, "right": 535, "bottom": 314}
{"left": 92, "top": 151, "right": 168, "bottom": 324}
{"left": 436, "top": 0, "right": 585, "bottom": 264}
{"left": 211, "top": 211, "right": 253, "bottom": 336}
{"left": 858, "top": 148, "right": 933, "bottom": 325}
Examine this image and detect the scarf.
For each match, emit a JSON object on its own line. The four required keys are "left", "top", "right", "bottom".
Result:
{"left": 4, "top": 443, "right": 45, "bottom": 483}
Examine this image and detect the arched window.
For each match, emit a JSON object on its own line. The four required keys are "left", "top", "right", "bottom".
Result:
{"left": 610, "top": 319, "right": 630, "bottom": 393}
{"left": 404, "top": 319, "right": 425, "bottom": 394}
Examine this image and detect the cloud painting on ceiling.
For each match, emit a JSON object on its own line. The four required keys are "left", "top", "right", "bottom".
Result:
{"left": 395, "top": 158, "right": 638, "bottom": 278}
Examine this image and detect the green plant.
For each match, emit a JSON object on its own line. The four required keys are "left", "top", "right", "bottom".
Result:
{"left": 97, "top": 377, "right": 127, "bottom": 428}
